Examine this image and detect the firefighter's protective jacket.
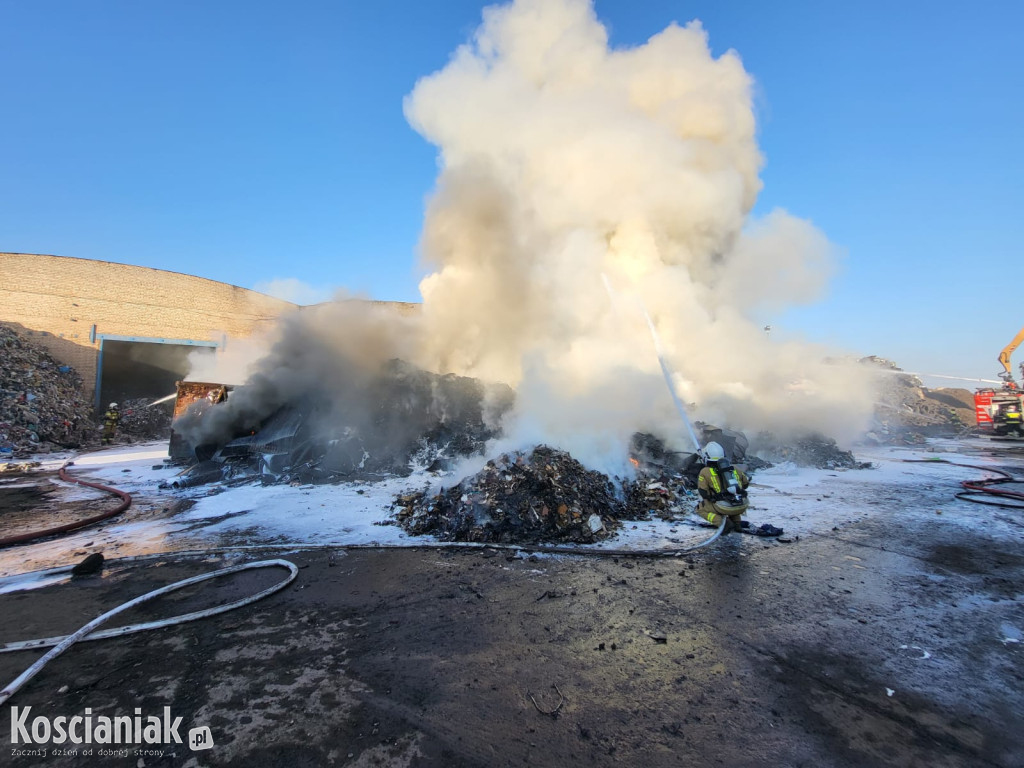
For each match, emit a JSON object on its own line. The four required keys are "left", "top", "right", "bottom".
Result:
{"left": 103, "top": 409, "right": 120, "bottom": 429}
{"left": 696, "top": 465, "right": 750, "bottom": 522}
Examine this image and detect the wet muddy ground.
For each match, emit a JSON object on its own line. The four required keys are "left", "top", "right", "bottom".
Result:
{"left": 2, "top": 498, "right": 1022, "bottom": 767}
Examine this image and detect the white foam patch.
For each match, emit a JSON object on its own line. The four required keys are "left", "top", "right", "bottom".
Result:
{"left": 1, "top": 438, "right": 1021, "bottom": 578}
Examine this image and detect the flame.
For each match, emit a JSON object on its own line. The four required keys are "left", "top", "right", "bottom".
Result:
{"left": 629, "top": 457, "right": 640, "bottom": 468}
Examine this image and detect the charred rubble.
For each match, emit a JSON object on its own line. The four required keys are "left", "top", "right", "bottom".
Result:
{"left": 389, "top": 430, "right": 769, "bottom": 545}
{"left": 165, "top": 354, "right": 873, "bottom": 545}
{"left": 749, "top": 432, "right": 871, "bottom": 470}
{"left": 393, "top": 446, "right": 626, "bottom": 544}
{"left": 390, "top": 440, "right": 708, "bottom": 546}
{"left": 165, "top": 360, "right": 514, "bottom": 488}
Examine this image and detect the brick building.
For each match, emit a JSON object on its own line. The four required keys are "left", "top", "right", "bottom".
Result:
{"left": 0, "top": 252, "right": 298, "bottom": 407}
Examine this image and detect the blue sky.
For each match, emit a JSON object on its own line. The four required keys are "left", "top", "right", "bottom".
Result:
{"left": 2, "top": 1, "right": 1021, "bottom": 383}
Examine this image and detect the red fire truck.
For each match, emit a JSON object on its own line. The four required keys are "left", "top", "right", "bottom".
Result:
{"left": 975, "top": 325, "right": 1024, "bottom": 436}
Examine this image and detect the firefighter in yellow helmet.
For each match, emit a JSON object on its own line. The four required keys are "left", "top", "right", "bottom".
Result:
{"left": 101, "top": 402, "right": 120, "bottom": 445}
{"left": 694, "top": 441, "right": 750, "bottom": 533}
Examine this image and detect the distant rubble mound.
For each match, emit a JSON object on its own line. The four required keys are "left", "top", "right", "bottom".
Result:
{"left": 0, "top": 324, "right": 96, "bottom": 457}
{"left": 861, "top": 356, "right": 976, "bottom": 442}
{"left": 750, "top": 432, "right": 871, "bottom": 470}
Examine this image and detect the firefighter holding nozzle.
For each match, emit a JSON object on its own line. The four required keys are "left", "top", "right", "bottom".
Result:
{"left": 694, "top": 441, "right": 750, "bottom": 534}
{"left": 693, "top": 441, "right": 785, "bottom": 536}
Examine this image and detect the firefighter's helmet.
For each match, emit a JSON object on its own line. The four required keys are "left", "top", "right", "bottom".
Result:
{"left": 701, "top": 442, "right": 725, "bottom": 463}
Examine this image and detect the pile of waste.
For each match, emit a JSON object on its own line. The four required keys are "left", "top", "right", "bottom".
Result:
{"left": 392, "top": 439, "right": 739, "bottom": 544}
{"left": 862, "top": 356, "right": 977, "bottom": 441}
{"left": 623, "top": 472, "right": 696, "bottom": 520}
{"left": 117, "top": 397, "right": 174, "bottom": 439}
{"left": 0, "top": 325, "right": 95, "bottom": 456}
{"left": 169, "top": 360, "right": 515, "bottom": 484}
{"left": 393, "top": 446, "right": 633, "bottom": 544}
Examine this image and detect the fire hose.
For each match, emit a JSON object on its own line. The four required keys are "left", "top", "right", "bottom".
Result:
{"left": 0, "top": 558, "right": 298, "bottom": 706}
{"left": 904, "top": 458, "right": 1024, "bottom": 509}
{"left": 0, "top": 462, "right": 132, "bottom": 548}
{"left": 0, "top": 449, "right": 743, "bottom": 704}
{"left": 0, "top": 526, "right": 725, "bottom": 705}
{"left": 3, "top": 461, "right": 732, "bottom": 557}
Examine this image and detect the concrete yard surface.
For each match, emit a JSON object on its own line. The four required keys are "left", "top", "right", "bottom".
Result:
{"left": 1, "top": 486, "right": 1022, "bottom": 766}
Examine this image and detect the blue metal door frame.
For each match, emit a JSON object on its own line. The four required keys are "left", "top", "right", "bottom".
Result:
{"left": 93, "top": 334, "right": 222, "bottom": 410}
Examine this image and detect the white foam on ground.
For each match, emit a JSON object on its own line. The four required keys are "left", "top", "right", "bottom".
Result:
{"left": 1, "top": 437, "right": 1021, "bottom": 577}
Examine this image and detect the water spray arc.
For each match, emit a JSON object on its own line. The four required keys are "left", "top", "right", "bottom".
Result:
{"left": 641, "top": 307, "right": 702, "bottom": 453}
{"left": 601, "top": 274, "right": 701, "bottom": 453}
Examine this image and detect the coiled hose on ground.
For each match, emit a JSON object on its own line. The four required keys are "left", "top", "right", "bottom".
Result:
{"left": 0, "top": 464, "right": 731, "bottom": 705}
{"left": 0, "top": 558, "right": 298, "bottom": 706}
{"left": 904, "top": 458, "right": 1024, "bottom": 509}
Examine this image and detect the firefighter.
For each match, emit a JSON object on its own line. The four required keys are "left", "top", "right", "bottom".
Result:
{"left": 102, "top": 402, "right": 120, "bottom": 445}
{"left": 694, "top": 441, "right": 750, "bottom": 533}
{"left": 1005, "top": 402, "right": 1022, "bottom": 425}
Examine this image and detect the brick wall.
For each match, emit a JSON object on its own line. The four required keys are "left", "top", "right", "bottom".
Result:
{"left": 0, "top": 252, "right": 299, "bottom": 399}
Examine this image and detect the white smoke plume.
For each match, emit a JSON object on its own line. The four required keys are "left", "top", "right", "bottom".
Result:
{"left": 404, "top": 0, "right": 874, "bottom": 470}
{"left": 186, "top": 333, "right": 272, "bottom": 386}
{"left": 183, "top": 0, "right": 874, "bottom": 473}
{"left": 177, "top": 300, "right": 424, "bottom": 450}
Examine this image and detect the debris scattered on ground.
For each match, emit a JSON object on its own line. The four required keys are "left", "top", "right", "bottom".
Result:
{"left": 0, "top": 461, "right": 42, "bottom": 475}
{"left": 624, "top": 433, "right": 701, "bottom": 519}
{"left": 0, "top": 324, "right": 96, "bottom": 456}
{"left": 738, "top": 521, "right": 784, "bottom": 537}
{"left": 71, "top": 552, "right": 105, "bottom": 576}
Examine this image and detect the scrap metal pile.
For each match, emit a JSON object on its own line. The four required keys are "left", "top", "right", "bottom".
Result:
{"left": 0, "top": 325, "right": 95, "bottom": 456}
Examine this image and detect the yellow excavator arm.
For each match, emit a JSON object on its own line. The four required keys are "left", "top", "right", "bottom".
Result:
{"left": 998, "top": 325, "right": 1024, "bottom": 382}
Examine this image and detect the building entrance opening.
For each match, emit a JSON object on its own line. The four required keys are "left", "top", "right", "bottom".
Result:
{"left": 97, "top": 339, "right": 217, "bottom": 409}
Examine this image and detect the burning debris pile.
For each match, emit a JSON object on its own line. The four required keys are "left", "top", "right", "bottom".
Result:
{"left": 0, "top": 325, "right": 95, "bottom": 456}
{"left": 392, "top": 433, "right": 760, "bottom": 545}
{"left": 160, "top": 0, "right": 886, "bottom": 505}
{"left": 118, "top": 397, "right": 173, "bottom": 439}
{"left": 388, "top": 425, "right": 844, "bottom": 545}
{"left": 393, "top": 446, "right": 633, "bottom": 544}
